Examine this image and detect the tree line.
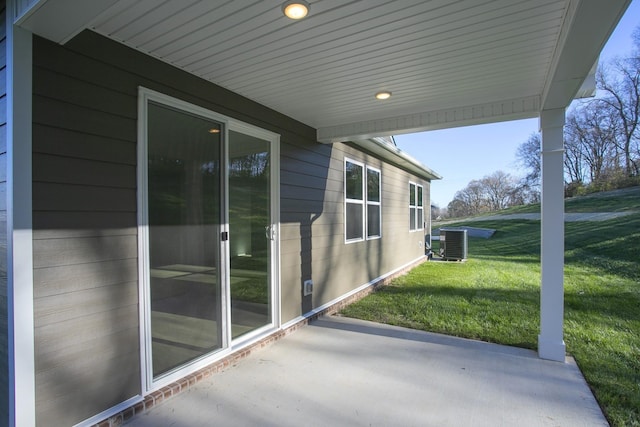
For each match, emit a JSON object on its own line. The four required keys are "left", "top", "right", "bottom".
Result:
{"left": 443, "top": 25, "right": 640, "bottom": 219}
{"left": 445, "top": 170, "right": 538, "bottom": 218}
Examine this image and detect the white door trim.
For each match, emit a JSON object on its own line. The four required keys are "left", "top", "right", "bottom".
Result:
{"left": 137, "top": 87, "right": 281, "bottom": 393}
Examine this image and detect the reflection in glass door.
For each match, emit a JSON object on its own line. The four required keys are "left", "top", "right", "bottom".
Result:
{"left": 141, "top": 89, "right": 279, "bottom": 386}
{"left": 146, "top": 102, "right": 223, "bottom": 378}
{"left": 228, "top": 130, "right": 272, "bottom": 338}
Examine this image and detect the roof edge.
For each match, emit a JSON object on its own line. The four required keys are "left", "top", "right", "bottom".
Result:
{"left": 351, "top": 137, "right": 442, "bottom": 181}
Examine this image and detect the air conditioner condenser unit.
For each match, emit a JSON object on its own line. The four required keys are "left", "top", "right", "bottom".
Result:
{"left": 439, "top": 228, "right": 468, "bottom": 261}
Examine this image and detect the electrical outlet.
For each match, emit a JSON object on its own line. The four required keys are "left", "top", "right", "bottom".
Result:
{"left": 303, "top": 280, "right": 313, "bottom": 296}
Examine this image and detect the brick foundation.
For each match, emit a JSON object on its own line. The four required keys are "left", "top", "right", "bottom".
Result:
{"left": 94, "top": 256, "right": 427, "bottom": 427}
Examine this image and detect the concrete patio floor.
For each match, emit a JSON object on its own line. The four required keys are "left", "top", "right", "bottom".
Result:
{"left": 125, "top": 316, "right": 607, "bottom": 427}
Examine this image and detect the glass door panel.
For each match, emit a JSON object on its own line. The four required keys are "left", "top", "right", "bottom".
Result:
{"left": 147, "top": 102, "right": 223, "bottom": 378}
{"left": 228, "top": 130, "right": 271, "bottom": 338}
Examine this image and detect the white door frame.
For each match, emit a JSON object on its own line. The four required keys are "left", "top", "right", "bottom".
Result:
{"left": 137, "top": 87, "right": 281, "bottom": 392}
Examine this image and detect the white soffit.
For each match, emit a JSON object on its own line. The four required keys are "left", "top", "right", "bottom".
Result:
{"left": 15, "top": 0, "right": 630, "bottom": 142}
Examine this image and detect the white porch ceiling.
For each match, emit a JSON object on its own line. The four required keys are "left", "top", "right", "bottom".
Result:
{"left": 15, "top": 0, "right": 630, "bottom": 142}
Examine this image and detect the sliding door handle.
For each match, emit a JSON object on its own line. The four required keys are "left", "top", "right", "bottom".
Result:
{"left": 265, "top": 225, "right": 276, "bottom": 240}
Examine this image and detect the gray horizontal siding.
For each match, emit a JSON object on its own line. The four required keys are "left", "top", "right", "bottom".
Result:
{"left": 34, "top": 257, "right": 137, "bottom": 299}
{"left": 33, "top": 182, "right": 136, "bottom": 212}
{"left": 279, "top": 141, "right": 431, "bottom": 317}
{"left": 33, "top": 211, "right": 136, "bottom": 233}
{"left": 33, "top": 124, "right": 136, "bottom": 165}
{"left": 34, "top": 308, "right": 140, "bottom": 425}
{"left": 33, "top": 153, "right": 136, "bottom": 188}
{"left": 32, "top": 35, "right": 142, "bottom": 427}
{"left": 34, "top": 95, "right": 136, "bottom": 142}
{"left": 33, "top": 234, "right": 138, "bottom": 269}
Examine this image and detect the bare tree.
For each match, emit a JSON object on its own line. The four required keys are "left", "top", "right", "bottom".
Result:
{"left": 596, "top": 56, "right": 640, "bottom": 177}
{"left": 565, "top": 104, "right": 619, "bottom": 184}
{"left": 481, "top": 171, "right": 518, "bottom": 211}
{"left": 447, "top": 198, "right": 471, "bottom": 218}
{"left": 448, "top": 180, "right": 486, "bottom": 218}
{"left": 563, "top": 129, "right": 587, "bottom": 186}
{"left": 557, "top": 24, "right": 640, "bottom": 195}
{"left": 516, "top": 133, "right": 541, "bottom": 189}
{"left": 447, "top": 170, "right": 523, "bottom": 217}
{"left": 459, "top": 180, "right": 488, "bottom": 214}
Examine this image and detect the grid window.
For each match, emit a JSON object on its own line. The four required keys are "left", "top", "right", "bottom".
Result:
{"left": 410, "top": 182, "right": 424, "bottom": 231}
{"left": 366, "top": 167, "right": 381, "bottom": 239}
{"left": 345, "top": 160, "right": 364, "bottom": 241}
{"left": 345, "top": 159, "right": 382, "bottom": 242}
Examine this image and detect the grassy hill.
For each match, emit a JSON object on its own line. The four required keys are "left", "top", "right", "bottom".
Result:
{"left": 484, "top": 185, "right": 640, "bottom": 214}
{"left": 342, "top": 187, "right": 640, "bottom": 426}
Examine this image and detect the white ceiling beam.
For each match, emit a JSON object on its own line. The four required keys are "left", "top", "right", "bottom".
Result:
{"left": 317, "top": 96, "right": 540, "bottom": 143}
{"left": 541, "top": 0, "right": 631, "bottom": 110}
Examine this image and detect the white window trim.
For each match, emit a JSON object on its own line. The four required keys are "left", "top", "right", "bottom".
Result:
{"left": 366, "top": 166, "right": 382, "bottom": 240}
{"left": 344, "top": 158, "right": 365, "bottom": 243}
{"left": 417, "top": 184, "right": 424, "bottom": 231}
{"left": 409, "top": 181, "right": 424, "bottom": 232}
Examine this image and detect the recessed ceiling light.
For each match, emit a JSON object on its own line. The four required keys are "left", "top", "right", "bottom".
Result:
{"left": 375, "top": 91, "right": 392, "bottom": 100}
{"left": 208, "top": 128, "right": 220, "bottom": 134}
{"left": 282, "top": 1, "right": 310, "bottom": 19}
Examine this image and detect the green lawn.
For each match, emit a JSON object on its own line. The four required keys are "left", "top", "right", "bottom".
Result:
{"left": 340, "top": 187, "right": 640, "bottom": 427}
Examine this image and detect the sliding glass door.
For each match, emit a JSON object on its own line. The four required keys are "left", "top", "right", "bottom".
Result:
{"left": 229, "top": 130, "right": 272, "bottom": 338}
{"left": 146, "top": 101, "right": 224, "bottom": 377}
{"left": 140, "top": 89, "right": 280, "bottom": 387}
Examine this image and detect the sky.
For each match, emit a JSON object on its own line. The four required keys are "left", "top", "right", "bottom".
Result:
{"left": 394, "top": 0, "right": 640, "bottom": 209}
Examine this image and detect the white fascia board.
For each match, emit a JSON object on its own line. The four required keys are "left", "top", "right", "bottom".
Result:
{"left": 317, "top": 96, "right": 540, "bottom": 144}
{"left": 15, "top": 0, "right": 119, "bottom": 44}
{"left": 541, "top": 0, "right": 631, "bottom": 110}
{"left": 350, "top": 138, "right": 442, "bottom": 182}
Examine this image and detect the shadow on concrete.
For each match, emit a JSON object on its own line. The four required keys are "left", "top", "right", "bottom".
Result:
{"left": 311, "top": 315, "right": 536, "bottom": 359}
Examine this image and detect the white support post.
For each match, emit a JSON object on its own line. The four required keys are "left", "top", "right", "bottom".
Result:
{"left": 6, "top": 7, "right": 35, "bottom": 426}
{"left": 538, "top": 108, "right": 566, "bottom": 362}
